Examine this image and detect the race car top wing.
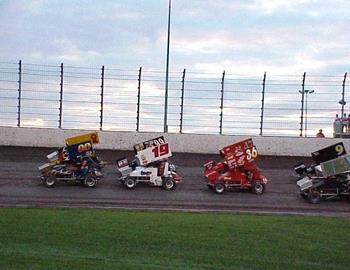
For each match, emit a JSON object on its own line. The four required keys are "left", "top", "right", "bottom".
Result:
{"left": 311, "top": 142, "right": 346, "bottom": 165}
{"left": 65, "top": 132, "right": 99, "bottom": 146}
{"left": 133, "top": 136, "right": 166, "bottom": 153}
{"left": 136, "top": 143, "right": 172, "bottom": 166}
{"left": 220, "top": 138, "right": 258, "bottom": 169}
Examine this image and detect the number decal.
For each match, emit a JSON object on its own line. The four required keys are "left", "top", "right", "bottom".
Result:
{"left": 153, "top": 140, "right": 160, "bottom": 146}
{"left": 90, "top": 133, "right": 98, "bottom": 143}
{"left": 78, "top": 142, "right": 92, "bottom": 153}
{"left": 152, "top": 143, "right": 169, "bottom": 158}
{"left": 246, "top": 149, "right": 252, "bottom": 161}
{"left": 153, "top": 138, "right": 165, "bottom": 146}
{"left": 246, "top": 147, "right": 258, "bottom": 161}
{"left": 251, "top": 146, "right": 258, "bottom": 158}
{"left": 335, "top": 144, "right": 344, "bottom": 155}
{"left": 117, "top": 158, "right": 128, "bottom": 168}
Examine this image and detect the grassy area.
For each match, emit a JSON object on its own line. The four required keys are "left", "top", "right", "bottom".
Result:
{"left": 0, "top": 208, "right": 349, "bottom": 270}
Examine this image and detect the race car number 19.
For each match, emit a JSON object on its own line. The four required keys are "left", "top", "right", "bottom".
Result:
{"left": 152, "top": 143, "right": 169, "bottom": 158}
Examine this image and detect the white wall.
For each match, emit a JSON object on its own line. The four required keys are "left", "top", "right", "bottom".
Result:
{"left": 0, "top": 126, "right": 349, "bottom": 156}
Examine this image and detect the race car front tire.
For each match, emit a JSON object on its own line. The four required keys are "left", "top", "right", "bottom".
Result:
{"left": 163, "top": 178, "right": 176, "bottom": 191}
{"left": 125, "top": 178, "right": 137, "bottom": 189}
{"left": 214, "top": 183, "right": 225, "bottom": 194}
{"left": 307, "top": 190, "right": 321, "bottom": 204}
{"left": 84, "top": 175, "right": 97, "bottom": 188}
{"left": 44, "top": 176, "right": 56, "bottom": 188}
{"left": 252, "top": 182, "right": 265, "bottom": 195}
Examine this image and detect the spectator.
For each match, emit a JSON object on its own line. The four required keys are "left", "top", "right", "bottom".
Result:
{"left": 316, "top": 129, "right": 325, "bottom": 138}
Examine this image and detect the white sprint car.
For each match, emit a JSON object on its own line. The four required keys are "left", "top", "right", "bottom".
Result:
{"left": 116, "top": 137, "right": 182, "bottom": 190}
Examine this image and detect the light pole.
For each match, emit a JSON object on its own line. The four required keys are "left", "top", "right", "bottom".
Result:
{"left": 164, "top": 0, "right": 171, "bottom": 133}
{"left": 339, "top": 72, "right": 347, "bottom": 117}
{"left": 299, "top": 89, "right": 314, "bottom": 137}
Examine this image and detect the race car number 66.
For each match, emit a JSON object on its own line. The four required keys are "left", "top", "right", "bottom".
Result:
{"left": 246, "top": 147, "right": 258, "bottom": 160}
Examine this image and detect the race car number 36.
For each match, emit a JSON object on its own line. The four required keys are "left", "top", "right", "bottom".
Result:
{"left": 246, "top": 146, "right": 258, "bottom": 161}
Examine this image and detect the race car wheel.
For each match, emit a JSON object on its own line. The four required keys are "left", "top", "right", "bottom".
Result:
{"left": 252, "top": 182, "right": 265, "bottom": 195}
{"left": 301, "top": 193, "right": 308, "bottom": 200}
{"left": 214, "top": 183, "right": 225, "bottom": 194}
{"left": 163, "top": 178, "right": 176, "bottom": 191}
{"left": 307, "top": 190, "right": 321, "bottom": 204}
{"left": 84, "top": 175, "right": 97, "bottom": 188}
{"left": 44, "top": 176, "right": 56, "bottom": 188}
{"left": 125, "top": 178, "right": 137, "bottom": 189}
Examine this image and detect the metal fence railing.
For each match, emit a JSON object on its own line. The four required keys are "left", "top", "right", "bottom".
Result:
{"left": 0, "top": 60, "right": 348, "bottom": 137}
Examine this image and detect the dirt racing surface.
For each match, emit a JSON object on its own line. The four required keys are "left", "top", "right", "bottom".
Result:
{"left": 0, "top": 146, "right": 349, "bottom": 217}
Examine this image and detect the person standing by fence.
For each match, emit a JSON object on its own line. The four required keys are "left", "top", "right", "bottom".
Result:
{"left": 316, "top": 129, "right": 325, "bottom": 138}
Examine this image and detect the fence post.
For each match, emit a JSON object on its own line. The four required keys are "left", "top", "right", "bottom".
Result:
{"left": 219, "top": 70, "right": 225, "bottom": 134}
{"left": 17, "top": 60, "right": 22, "bottom": 127}
{"left": 136, "top": 67, "right": 142, "bottom": 132}
{"left": 341, "top": 72, "right": 347, "bottom": 117}
{"left": 58, "top": 63, "right": 63, "bottom": 128}
{"left": 299, "top": 72, "right": 306, "bottom": 137}
{"left": 99, "top": 65, "right": 105, "bottom": 131}
{"left": 179, "top": 68, "right": 186, "bottom": 133}
{"left": 259, "top": 72, "right": 266, "bottom": 136}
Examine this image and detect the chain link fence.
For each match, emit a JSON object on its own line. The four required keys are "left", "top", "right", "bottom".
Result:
{"left": 0, "top": 60, "right": 347, "bottom": 137}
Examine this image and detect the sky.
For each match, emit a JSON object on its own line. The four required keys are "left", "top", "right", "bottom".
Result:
{"left": 0, "top": 0, "right": 349, "bottom": 137}
{"left": 0, "top": 0, "right": 349, "bottom": 75}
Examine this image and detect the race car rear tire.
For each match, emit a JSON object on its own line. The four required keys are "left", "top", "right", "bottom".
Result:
{"left": 214, "top": 183, "right": 225, "bottom": 194}
{"left": 307, "top": 190, "right": 321, "bottom": 204}
{"left": 252, "top": 182, "right": 265, "bottom": 195}
{"left": 44, "top": 176, "right": 56, "bottom": 188}
{"left": 163, "top": 178, "right": 176, "bottom": 191}
{"left": 84, "top": 175, "right": 97, "bottom": 188}
{"left": 125, "top": 178, "right": 137, "bottom": 189}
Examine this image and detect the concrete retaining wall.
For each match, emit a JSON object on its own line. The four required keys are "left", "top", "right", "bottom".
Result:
{"left": 0, "top": 126, "right": 348, "bottom": 156}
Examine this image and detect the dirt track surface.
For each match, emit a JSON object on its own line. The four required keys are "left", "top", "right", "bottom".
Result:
{"left": 0, "top": 146, "right": 349, "bottom": 217}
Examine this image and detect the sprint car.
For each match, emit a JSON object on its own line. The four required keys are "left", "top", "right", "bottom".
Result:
{"left": 297, "top": 152, "right": 350, "bottom": 204}
{"left": 204, "top": 138, "right": 268, "bottom": 194}
{"left": 294, "top": 142, "right": 346, "bottom": 179}
{"left": 39, "top": 132, "right": 104, "bottom": 188}
{"left": 116, "top": 136, "right": 182, "bottom": 190}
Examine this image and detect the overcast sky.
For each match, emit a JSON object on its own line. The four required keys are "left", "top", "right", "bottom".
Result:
{"left": 0, "top": 0, "right": 349, "bottom": 75}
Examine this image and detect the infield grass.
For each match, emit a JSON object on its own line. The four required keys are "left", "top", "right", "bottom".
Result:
{"left": 0, "top": 208, "right": 349, "bottom": 270}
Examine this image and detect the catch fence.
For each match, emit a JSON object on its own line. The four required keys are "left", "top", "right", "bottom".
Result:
{"left": 0, "top": 60, "right": 348, "bottom": 137}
